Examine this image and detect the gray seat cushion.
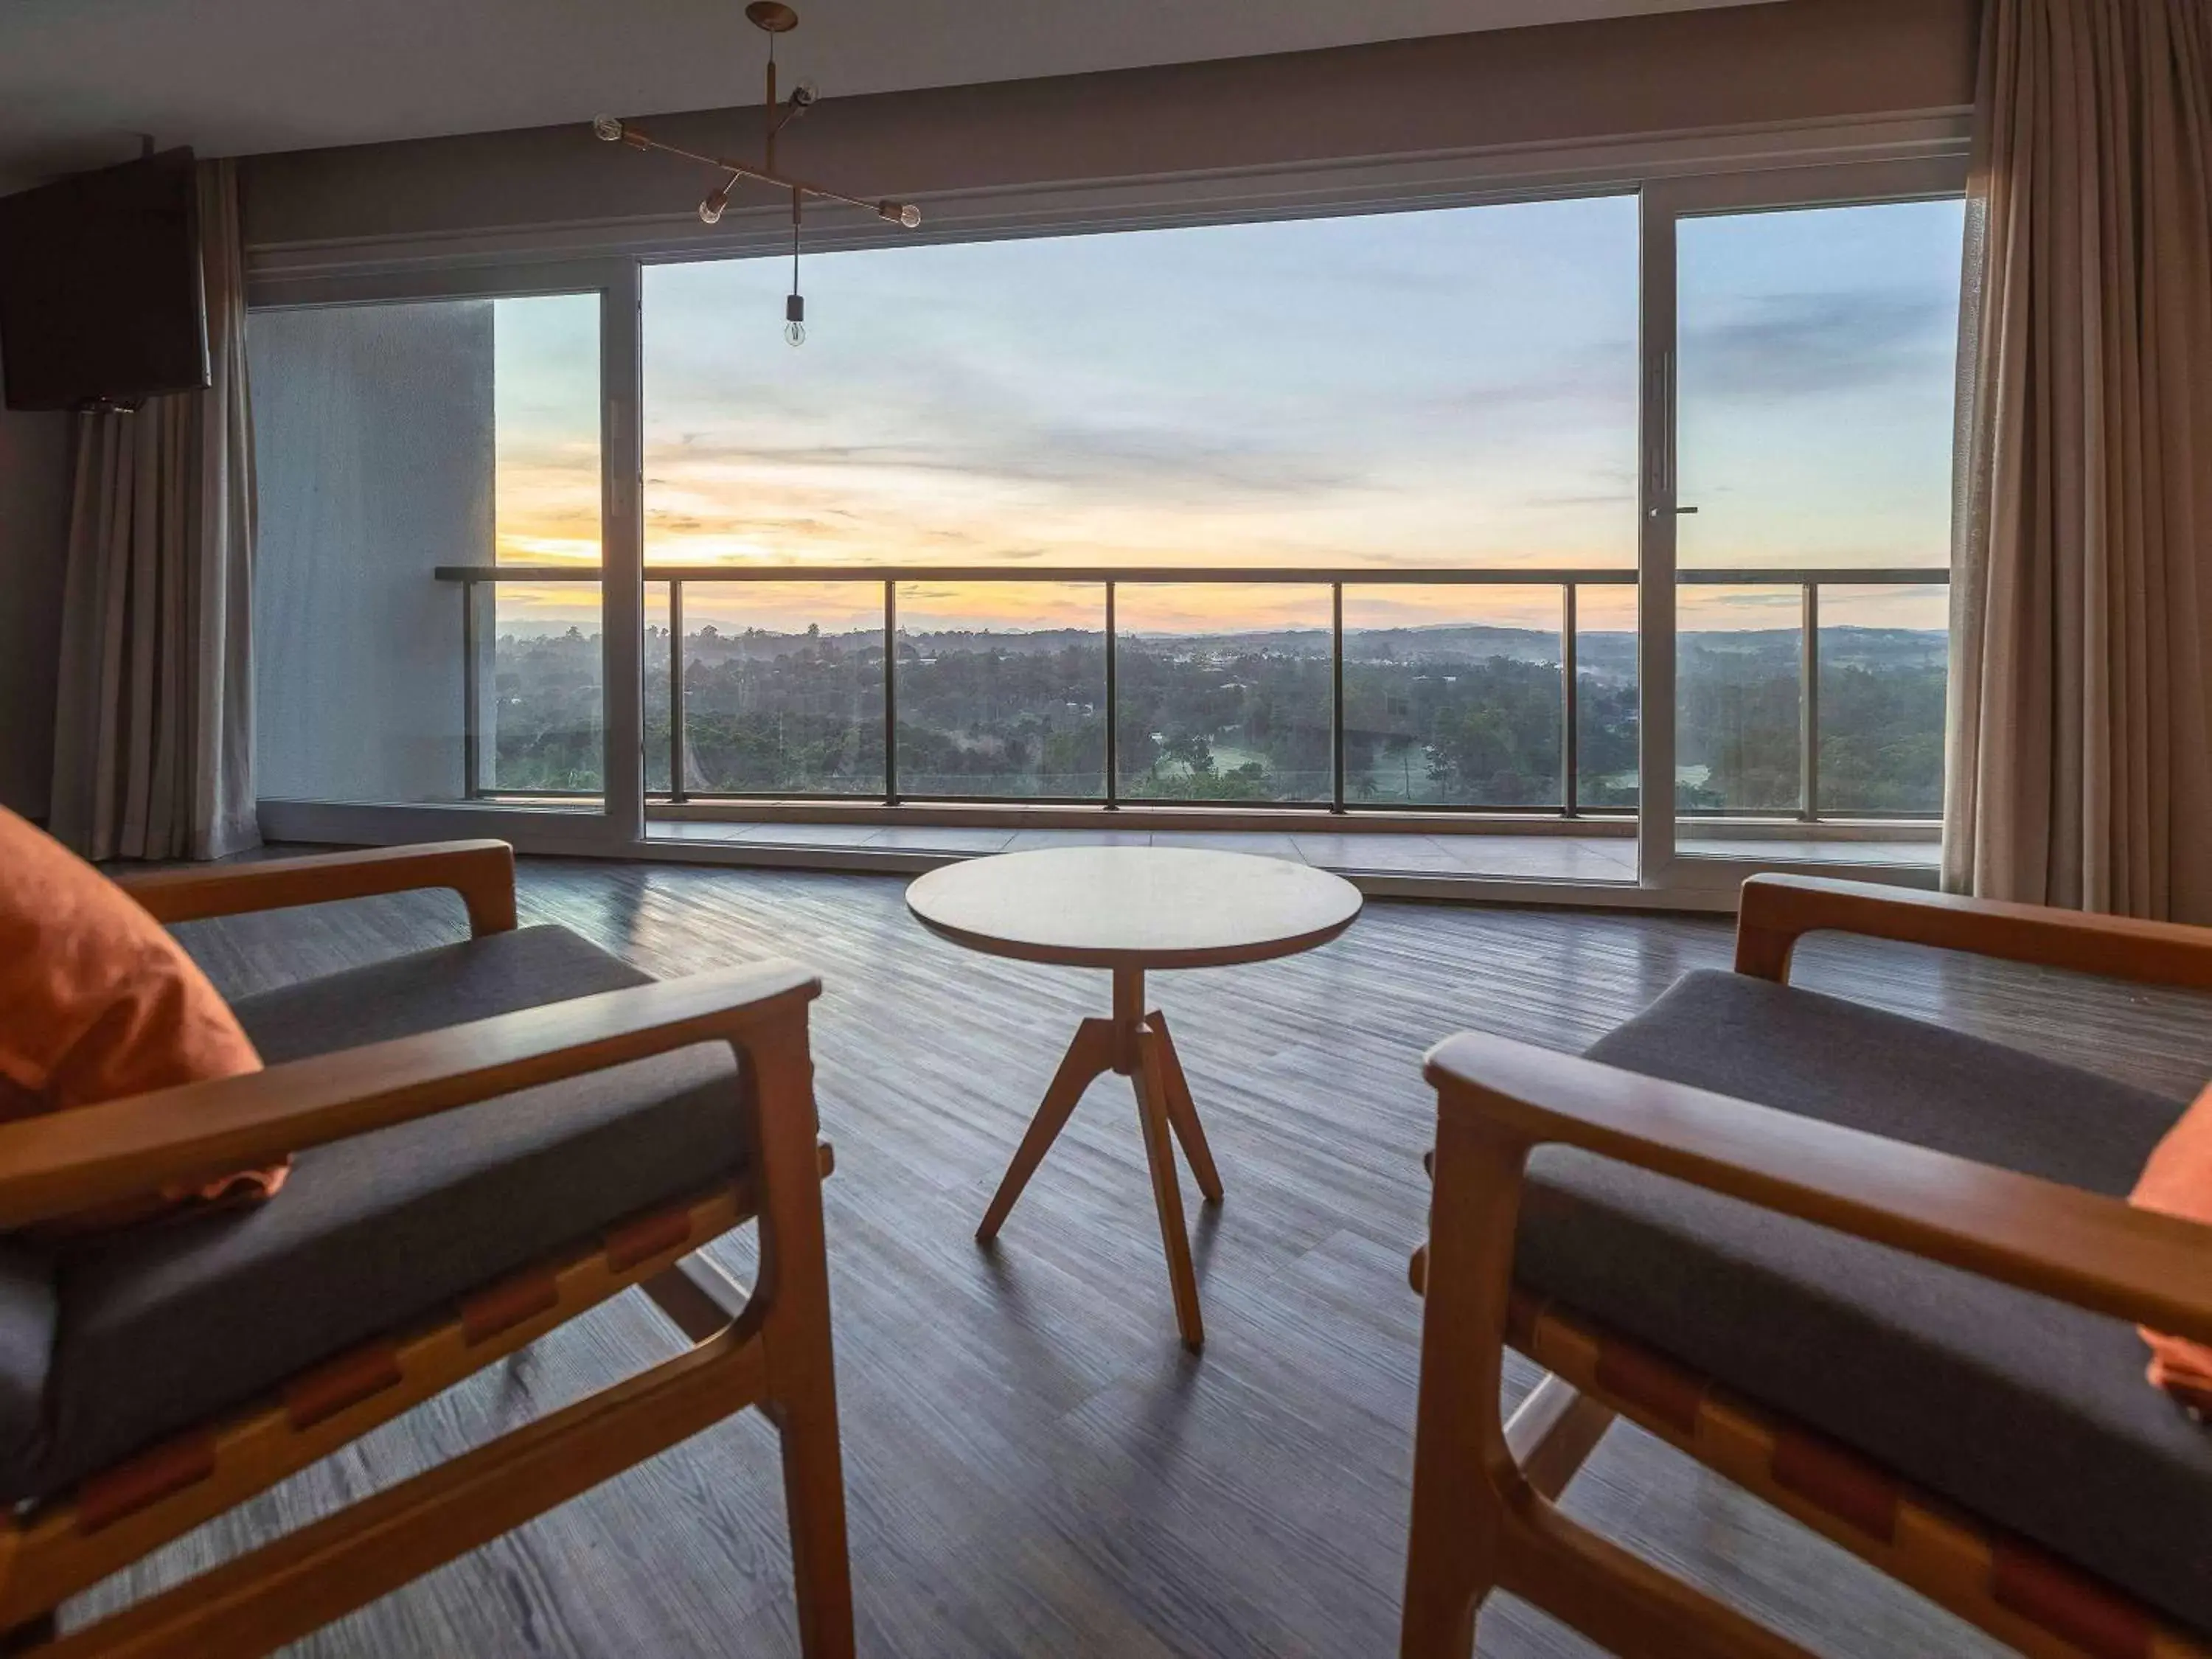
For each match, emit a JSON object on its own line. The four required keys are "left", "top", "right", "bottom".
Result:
{"left": 22, "top": 925, "right": 745, "bottom": 1501}
{"left": 0, "top": 1245, "right": 57, "bottom": 1489}
{"left": 1517, "top": 969, "right": 2211, "bottom": 1635}
{"left": 231, "top": 922, "right": 661, "bottom": 1065}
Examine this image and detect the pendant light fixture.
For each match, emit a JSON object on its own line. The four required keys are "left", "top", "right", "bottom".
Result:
{"left": 594, "top": 2, "right": 922, "bottom": 344}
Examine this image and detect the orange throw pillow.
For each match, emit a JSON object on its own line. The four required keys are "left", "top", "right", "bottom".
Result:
{"left": 2130, "top": 1083, "right": 2212, "bottom": 1415}
{"left": 0, "top": 809, "right": 283, "bottom": 1229}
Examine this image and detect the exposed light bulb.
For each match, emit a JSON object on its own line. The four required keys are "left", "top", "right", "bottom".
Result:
{"left": 785, "top": 291, "right": 805, "bottom": 346}
{"left": 790, "top": 77, "right": 821, "bottom": 107}
{"left": 592, "top": 114, "right": 625, "bottom": 142}
{"left": 784, "top": 319, "right": 807, "bottom": 347}
{"left": 877, "top": 200, "right": 923, "bottom": 229}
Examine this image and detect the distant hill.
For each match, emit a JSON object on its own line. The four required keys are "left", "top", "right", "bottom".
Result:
{"left": 641, "top": 619, "right": 1946, "bottom": 685}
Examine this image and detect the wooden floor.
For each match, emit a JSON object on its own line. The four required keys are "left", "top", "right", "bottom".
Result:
{"left": 79, "top": 859, "right": 2212, "bottom": 1657}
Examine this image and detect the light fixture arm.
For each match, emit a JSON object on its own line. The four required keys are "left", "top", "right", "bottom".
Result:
{"left": 596, "top": 119, "right": 922, "bottom": 228}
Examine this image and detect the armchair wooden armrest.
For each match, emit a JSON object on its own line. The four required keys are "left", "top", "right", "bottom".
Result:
{"left": 1425, "top": 1031, "right": 2212, "bottom": 1348}
{"left": 1735, "top": 872, "right": 2212, "bottom": 991}
{"left": 111, "top": 841, "right": 518, "bottom": 936}
{"left": 0, "top": 959, "right": 820, "bottom": 1230}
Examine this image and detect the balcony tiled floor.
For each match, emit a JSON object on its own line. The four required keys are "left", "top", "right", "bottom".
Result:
{"left": 645, "top": 819, "right": 1940, "bottom": 882}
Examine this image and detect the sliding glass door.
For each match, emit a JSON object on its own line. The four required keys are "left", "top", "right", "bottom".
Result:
{"left": 248, "top": 261, "right": 642, "bottom": 849}
{"left": 1638, "top": 161, "right": 1968, "bottom": 891}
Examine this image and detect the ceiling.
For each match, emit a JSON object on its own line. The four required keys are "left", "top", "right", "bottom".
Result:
{"left": 1, "top": 0, "right": 1770, "bottom": 191}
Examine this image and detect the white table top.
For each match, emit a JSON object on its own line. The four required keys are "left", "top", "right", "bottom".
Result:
{"left": 905, "top": 846, "right": 1363, "bottom": 970}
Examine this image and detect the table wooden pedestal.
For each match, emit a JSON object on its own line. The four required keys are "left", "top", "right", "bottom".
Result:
{"left": 906, "top": 846, "right": 1362, "bottom": 1354}
{"left": 975, "top": 967, "right": 1223, "bottom": 1350}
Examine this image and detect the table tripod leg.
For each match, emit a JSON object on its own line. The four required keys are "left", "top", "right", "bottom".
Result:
{"left": 977, "top": 1017, "right": 1115, "bottom": 1242}
{"left": 1144, "top": 1010, "right": 1222, "bottom": 1203}
{"left": 1134, "top": 1026, "right": 1204, "bottom": 1350}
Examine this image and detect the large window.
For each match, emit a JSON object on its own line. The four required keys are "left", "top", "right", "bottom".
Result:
{"left": 246, "top": 167, "right": 1969, "bottom": 884}
{"left": 641, "top": 199, "right": 1640, "bottom": 805}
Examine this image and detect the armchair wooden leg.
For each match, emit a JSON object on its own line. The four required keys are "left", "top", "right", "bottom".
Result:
{"left": 747, "top": 1020, "right": 856, "bottom": 1659}
{"left": 770, "top": 1387, "right": 854, "bottom": 1659}
{"left": 1401, "top": 1114, "right": 1534, "bottom": 1659}
{"left": 977, "top": 1018, "right": 1116, "bottom": 1242}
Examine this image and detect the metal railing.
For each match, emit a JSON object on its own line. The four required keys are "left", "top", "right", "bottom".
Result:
{"left": 435, "top": 563, "right": 1950, "bottom": 821}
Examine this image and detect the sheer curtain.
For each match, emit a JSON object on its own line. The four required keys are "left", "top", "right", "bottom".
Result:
{"left": 47, "top": 159, "right": 259, "bottom": 862}
{"left": 1944, "top": 0, "right": 2212, "bottom": 921}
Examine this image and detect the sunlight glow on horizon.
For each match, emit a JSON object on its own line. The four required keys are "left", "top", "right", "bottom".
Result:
{"left": 489, "top": 196, "right": 1964, "bottom": 638}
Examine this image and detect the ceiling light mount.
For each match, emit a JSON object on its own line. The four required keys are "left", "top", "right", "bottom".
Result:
{"left": 594, "top": 3, "right": 922, "bottom": 341}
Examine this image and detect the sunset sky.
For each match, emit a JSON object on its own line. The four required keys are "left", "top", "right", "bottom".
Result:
{"left": 489, "top": 193, "right": 1963, "bottom": 638}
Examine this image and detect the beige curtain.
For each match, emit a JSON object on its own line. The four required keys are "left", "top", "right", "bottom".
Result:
{"left": 48, "top": 159, "right": 259, "bottom": 862}
{"left": 1945, "top": 0, "right": 2212, "bottom": 921}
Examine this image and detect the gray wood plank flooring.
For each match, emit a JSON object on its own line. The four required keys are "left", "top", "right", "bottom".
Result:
{"left": 71, "top": 858, "right": 2212, "bottom": 1657}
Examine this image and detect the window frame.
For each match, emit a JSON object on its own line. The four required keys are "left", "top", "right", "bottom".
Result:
{"left": 246, "top": 137, "right": 1972, "bottom": 908}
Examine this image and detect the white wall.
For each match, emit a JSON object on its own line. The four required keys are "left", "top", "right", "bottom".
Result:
{"left": 250, "top": 300, "right": 495, "bottom": 803}
{"left": 0, "top": 336, "right": 70, "bottom": 821}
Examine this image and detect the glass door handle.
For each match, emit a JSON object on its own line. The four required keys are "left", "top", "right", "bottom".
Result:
{"left": 1672, "top": 505, "right": 1700, "bottom": 514}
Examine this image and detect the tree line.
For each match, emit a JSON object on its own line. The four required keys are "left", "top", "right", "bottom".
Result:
{"left": 484, "top": 622, "right": 1944, "bottom": 816}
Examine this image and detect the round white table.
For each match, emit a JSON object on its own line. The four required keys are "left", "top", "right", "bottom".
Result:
{"left": 907, "top": 846, "right": 1363, "bottom": 1349}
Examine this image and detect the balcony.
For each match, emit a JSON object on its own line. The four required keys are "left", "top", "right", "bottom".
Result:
{"left": 435, "top": 563, "right": 1944, "bottom": 882}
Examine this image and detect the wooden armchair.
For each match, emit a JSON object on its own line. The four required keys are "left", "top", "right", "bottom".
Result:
{"left": 1402, "top": 874, "right": 2212, "bottom": 1659}
{"left": 0, "top": 842, "right": 852, "bottom": 1657}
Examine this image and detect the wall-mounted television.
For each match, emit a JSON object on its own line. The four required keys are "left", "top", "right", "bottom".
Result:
{"left": 0, "top": 147, "right": 210, "bottom": 412}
